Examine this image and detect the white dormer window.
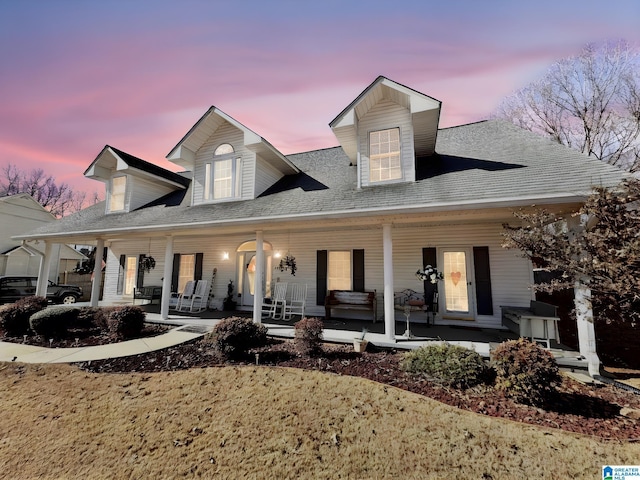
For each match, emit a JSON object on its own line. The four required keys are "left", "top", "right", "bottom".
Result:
{"left": 204, "top": 144, "right": 241, "bottom": 201}
{"left": 109, "top": 175, "right": 127, "bottom": 212}
{"left": 369, "top": 127, "right": 401, "bottom": 182}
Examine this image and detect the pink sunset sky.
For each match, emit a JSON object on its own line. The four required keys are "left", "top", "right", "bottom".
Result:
{"left": 1, "top": 0, "right": 639, "bottom": 198}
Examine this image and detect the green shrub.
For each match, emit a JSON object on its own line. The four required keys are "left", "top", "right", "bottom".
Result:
{"left": 491, "top": 338, "right": 561, "bottom": 406}
{"left": 29, "top": 306, "right": 79, "bottom": 337}
{"left": 0, "top": 296, "right": 49, "bottom": 336}
{"left": 77, "top": 306, "right": 116, "bottom": 331}
{"left": 208, "top": 317, "right": 268, "bottom": 359}
{"left": 107, "top": 306, "right": 146, "bottom": 340}
{"left": 294, "top": 317, "right": 324, "bottom": 356}
{"left": 401, "top": 343, "right": 490, "bottom": 389}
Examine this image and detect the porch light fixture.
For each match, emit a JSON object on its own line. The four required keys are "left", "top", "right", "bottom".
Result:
{"left": 274, "top": 251, "right": 281, "bottom": 259}
{"left": 222, "top": 251, "right": 230, "bottom": 260}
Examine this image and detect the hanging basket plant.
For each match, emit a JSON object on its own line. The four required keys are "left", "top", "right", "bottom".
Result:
{"left": 276, "top": 252, "right": 297, "bottom": 276}
{"left": 139, "top": 255, "right": 156, "bottom": 273}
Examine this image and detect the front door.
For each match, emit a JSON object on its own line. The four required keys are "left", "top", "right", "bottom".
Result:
{"left": 441, "top": 249, "right": 475, "bottom": 320}
{"left": 242, "top": 254, "right": 257, "bottom": 305}
{"left": 124, "top": 255, "right": 138, "bottom": 296}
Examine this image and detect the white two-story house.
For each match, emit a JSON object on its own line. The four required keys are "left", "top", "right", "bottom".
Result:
{"left": 17, "top": 76, "right": 625, "bottom": 365}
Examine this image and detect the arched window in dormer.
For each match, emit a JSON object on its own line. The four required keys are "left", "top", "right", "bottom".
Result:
{"left": 214, "top": 143, "right": 234, "bottom": 156}
{"left": 204, "top": 143, "right": 242, "bottom": 201}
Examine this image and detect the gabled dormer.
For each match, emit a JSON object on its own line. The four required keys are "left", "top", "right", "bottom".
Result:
{"left": 84, "top": 146, "right": 190, "bottom": 214}
{"left": 166, "top": 107, "right": 299, "bottom": 205}
{"left": 329, "top": 76, "right": 441, "bottom": 188}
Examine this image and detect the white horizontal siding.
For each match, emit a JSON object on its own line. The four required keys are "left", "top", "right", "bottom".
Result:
{"left": 255, "top": 157, "right": 283, "bottom": 197}
{"left": 127, "top": 176, "right": 176, "bottom": 211}
{"left": 192, "top": 122, "right": 255, "bottom": 204}
{"left": 359, "top": 100, "right": 415, "bottom": 186}
{"left": 103, "top": 223, "right": 534, "bottom": 328}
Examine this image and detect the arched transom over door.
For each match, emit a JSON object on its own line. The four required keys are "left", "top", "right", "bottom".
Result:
{"left": 236, "top": 240, "right": 273, "bottom": 306}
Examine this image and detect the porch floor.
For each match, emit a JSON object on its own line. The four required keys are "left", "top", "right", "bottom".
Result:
{"left": 135, "top": 304, "right": 588, "bottom": 370}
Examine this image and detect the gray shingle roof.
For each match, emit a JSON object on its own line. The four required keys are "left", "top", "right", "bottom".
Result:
{"left": 19, "top": 120, "right": 627, "bottom": 240}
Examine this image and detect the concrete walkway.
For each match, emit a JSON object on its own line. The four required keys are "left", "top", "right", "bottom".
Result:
{"left": 0, "top": 325, "right": 206, "bottom": 364}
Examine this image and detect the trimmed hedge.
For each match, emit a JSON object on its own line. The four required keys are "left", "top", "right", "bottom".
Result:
{"left": 293, "top": 317, "right": 324, "bottom": 356}
{"left": 491, "top": 338, "right": 561, "bottom": 406}
{"left": 29, "top": 306, "right": 79, "bottom": 337}
{"left": 107, "top": 306, "right": 146, "bottom": 340}
{"left": 401, "top": 343, "right": 490, "bottom": 389}
{"left": 207, "top": 317, "right": 268, "bottom": 359}
{"left": 0, "top": 296, "right": 49, "bottom": 336}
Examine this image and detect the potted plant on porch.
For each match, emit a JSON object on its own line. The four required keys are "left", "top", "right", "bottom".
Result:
{"left": 353, "top": 328, "right": 368, "bottom": 353}
{"left": 223, "top": 280, "right": 237, "bottom": 311}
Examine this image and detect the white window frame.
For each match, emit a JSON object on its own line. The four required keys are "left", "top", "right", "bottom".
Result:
{"left": 109, "top": 175, "right": 127, "bottom": 212}
{"left": 328, "top": 250, "right": 352, "bottom": 291}
{"left": 177, "top": 254, "right": 196, "bottom": 294}
{"left": 204, "top": 144, "right": 242, "bottom": 201}
{"left": 369, "top": 127, "right": 402, "bottom": 183}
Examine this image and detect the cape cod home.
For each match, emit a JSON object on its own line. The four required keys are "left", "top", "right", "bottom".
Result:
{"left": 16, "top": 76, "right": 625, "bottom": 369}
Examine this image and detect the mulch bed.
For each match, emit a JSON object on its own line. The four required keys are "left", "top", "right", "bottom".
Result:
{"left": 62, "top": 335, "right": 640, "bottom": 442}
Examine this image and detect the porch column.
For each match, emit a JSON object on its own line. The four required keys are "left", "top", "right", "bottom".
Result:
{"left": 383, "top": 224, "right": 395, "bottom": 341}
{"left": 160, "top": 235, "right": 174, "bottom": 320}
{"left": 253, "top": 231, "right": 264, "bottom": 324}
{"left": 574, "top": 278, "right": 600, "bottom": 376}
{"left": 36, "top": 241, "right": 53, "bottom": 297}
{"left": 90, "top": 238, "right": 105, "bottom": 307}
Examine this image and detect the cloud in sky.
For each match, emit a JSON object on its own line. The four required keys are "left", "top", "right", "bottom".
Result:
{"left": 0, "top": 0, "right": 638, "bottom": 195}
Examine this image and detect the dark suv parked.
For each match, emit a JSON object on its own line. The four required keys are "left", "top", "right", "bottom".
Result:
{"left": 0, "top": 276, "right": 83, "bottom": 305}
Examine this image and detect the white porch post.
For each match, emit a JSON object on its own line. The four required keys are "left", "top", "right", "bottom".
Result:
{"left": 160, "top": 235, "right": 174, "bottom": 320}
{"left": 90, "top": 238, "right": 105, "bottom": 307}
{"left": 574, "top": 278, "right": 600, "bottom": 376}
{"left": 253, "top": 231, "right": 264, "bottom": 324}
{"left": 36, "top": 241, "right": 53, "bottom": 297}
{"left": 383, "top": 224, "right": 395, "bottom": 341}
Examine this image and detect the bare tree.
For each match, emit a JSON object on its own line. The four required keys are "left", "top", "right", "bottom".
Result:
{"left": 494, "top": 41, "right": 640, "bottom": 172}
{"left": 502, "top": 178, "right": 640, "bottom": 327}
{"left": 0, "top": 163, "right": 90, "bottom": 217}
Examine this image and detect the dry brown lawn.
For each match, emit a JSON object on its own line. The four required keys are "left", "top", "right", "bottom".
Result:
{"left": 0, "top": 362, "right": 637, "bottom": 479}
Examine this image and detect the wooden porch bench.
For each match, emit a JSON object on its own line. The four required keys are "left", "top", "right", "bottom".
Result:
{"left": 501, "top": 300, "right": 560, "bottom": 348}
{"left": 325, "top": 290, "right": 377, "bottom": 323}
{"left": 134, "top": 286, "right": 162, "bottom": 305}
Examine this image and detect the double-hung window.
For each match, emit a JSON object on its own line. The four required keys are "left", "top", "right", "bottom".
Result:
{"left": 109, "top": 175, "right": 127, "bottom": 212}
{"left": 204, "top": 143, "right": 241, "bottom": 201}
{"left": 328, "top": 251, "right": 352, "bottom": 291}
{"left": 369, "top": 127, "right": 401, "bottom": 182}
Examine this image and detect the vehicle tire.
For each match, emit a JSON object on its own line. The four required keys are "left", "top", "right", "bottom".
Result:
{"left": 61, "top": 294, "right": 78, "bottom": 304}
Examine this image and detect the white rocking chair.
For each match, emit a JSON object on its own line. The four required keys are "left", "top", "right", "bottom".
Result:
{"left": 188, "top": 279, "right": 209, "bottom": 313}
{"left": 175, "top": 280, "right": 196, "bottom": 312}
{"left": 261, "top": 282, "right": 288, "bottom": 319}
{"left": 283, "top": 284, "right": 307, "bottom": 320}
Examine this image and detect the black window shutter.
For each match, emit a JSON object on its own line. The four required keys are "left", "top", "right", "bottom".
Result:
{"left": 473, "top": 246, "right": 493, "bottom": 315}
{"left": 171, "top": 254, "right": 181, "bottom": 292}
{"left": 352, "top": 249, "right": 365, "bottom": 292}
{"left": 116, "top": 254, "right": 126, "bottom": 295}
{"left": 195, "top": 253, "right": 204, "bottom": 281}
{"left": 136, "top": 254, "right": 145, "bottom": 289}
{"left": 422, "top": 247, "right": 438, "bottom": 304}
{"left": 316, "top": 250, "right": 327, "bottom": 305}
